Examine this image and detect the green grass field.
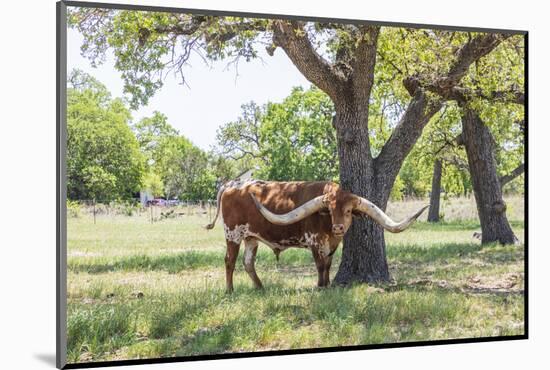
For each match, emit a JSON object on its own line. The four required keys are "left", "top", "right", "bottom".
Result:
{"left": 66, "top": 196, "right": 525, "bottom": 363}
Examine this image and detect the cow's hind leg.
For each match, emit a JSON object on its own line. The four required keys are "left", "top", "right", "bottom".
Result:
{"left": 243, "top": 237, "right": 263, "bottom": 289}
{"left": 225, "top": 240, "right": 241, "bottom": 293}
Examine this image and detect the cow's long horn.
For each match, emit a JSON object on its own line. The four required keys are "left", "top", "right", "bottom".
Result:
{"left": 249, "top": 193, "right": 326, "bottom": 225}
{"left": 355, "top": 197, "right": 428, "bottom": 233}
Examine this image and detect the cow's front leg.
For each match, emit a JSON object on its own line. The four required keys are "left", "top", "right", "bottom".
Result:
{"left": 243, "top": 237, "right": 263, "bottom": 289}
{"left": 322, "top": 255, "right": 333, "bottom": 286}
{"left": 311, "top": 248, "right": 329, "bottom": 287}
{"left": 225, "top": 240, "right": 241, "bottom": 293}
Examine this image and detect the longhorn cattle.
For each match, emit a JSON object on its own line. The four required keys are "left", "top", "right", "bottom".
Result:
{"left": 205, "top": 180, "right": 427, "bottom": 293}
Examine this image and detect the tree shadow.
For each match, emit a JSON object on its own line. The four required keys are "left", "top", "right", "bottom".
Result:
{"left": 68, "top": 251, "right": 224, "bottom": 274}
{"left": 387, "top": 242, "right": 483, "bottom": 263}
{"left": 68, "top": 248, "right": 318, "bottom": 274}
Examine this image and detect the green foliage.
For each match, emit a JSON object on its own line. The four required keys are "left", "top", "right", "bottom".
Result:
{"left": 67, "top": 69, "right": 144, "bottom": 201}
{"left": 153, "top": 135, "right": 211, "bottom": 200}
{"left": 67, "top": 199, "right": 82, "bottom": 218}
{"left": 132, "top": 111, "right": 219, "bottom": 201}
{"left": 217, "top": 86, "right": 337, "bottom": 182}
{"left": 260, "top": 87, "right": 337, "bottom": 181}
{"left": 142, "top": 171, "right": 164, "bottom": 198}
{"left": 133, "top": 111, "right": 178, "bottom": 165}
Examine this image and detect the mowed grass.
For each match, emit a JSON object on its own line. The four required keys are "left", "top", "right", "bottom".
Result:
{"left": 66, "top": 197, "right": 525, "bottom": 363}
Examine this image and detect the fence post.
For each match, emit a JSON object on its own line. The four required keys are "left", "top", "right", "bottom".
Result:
{"left": 150, "top": 205, "right": 153, "bottom": 224}
{"left": 93, "top": 199, "right": 96, "bottom": 225}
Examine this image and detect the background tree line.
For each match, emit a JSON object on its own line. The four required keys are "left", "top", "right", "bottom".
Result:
{"left": 68, "top": 70, "right": 523, "bottom": 205}
{"left": 68, "top": 69, "right": 218, "bottom": 201}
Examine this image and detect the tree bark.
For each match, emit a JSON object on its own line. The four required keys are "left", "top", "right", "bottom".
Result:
{"left": 428, "top": 159, "right": 443, "bottom": 222}
{"left": 332, "top": 104, "right": 391, "bottom": 284}
{"left": 461, "top": 108, "right": 517, "bottom": 244}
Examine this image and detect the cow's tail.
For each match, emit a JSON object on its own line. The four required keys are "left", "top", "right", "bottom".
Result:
{"left": 204, "top": 183, "right": 227, "bottom": 230}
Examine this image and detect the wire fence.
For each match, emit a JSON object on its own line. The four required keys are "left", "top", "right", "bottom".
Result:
{"left": 67, "top": 199, "right": 217, "bottom": 224}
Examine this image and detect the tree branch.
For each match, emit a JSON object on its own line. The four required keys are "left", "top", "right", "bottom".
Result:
{"left": 352, "top": 26, "right": 380, "bottom": 118}
{"left": 500, "top": 163, "right": 525, "bottom": 188}
{"left": 439, "top": 33, "right": 510, "bottom": 88}
{"left": 271, "top": 20, "right": 347, "bottom": 103}
{"left": 406, "top": 83, "right": 524, "bottom": 105}
{"left": 441, "top": 156, "right": 469, "bottom": 172}
{"left": 375, "top": 90, "right": 443, "bottom": 191}
{"left": 376, "top": 33, "right": 508, "bottom": 187}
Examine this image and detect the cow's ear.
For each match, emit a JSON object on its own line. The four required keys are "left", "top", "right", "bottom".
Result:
{"left": 352, "top": 210, "right": 364, "bottom": 218}
{"left": 318, "top": 209, "right": 330, "bottom": 216}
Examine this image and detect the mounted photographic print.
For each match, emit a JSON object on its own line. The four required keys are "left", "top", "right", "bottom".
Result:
{"left": 56, "top": 1, "right": 527, "bottom": 368}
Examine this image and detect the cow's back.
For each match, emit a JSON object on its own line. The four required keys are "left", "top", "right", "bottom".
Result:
{"left": 220, "top": 180, "right": 334, "bottom": 243}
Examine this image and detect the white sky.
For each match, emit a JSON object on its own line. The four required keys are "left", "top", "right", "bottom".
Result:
{"left": 67, "top": 27, "right": 311, "bottom": 151}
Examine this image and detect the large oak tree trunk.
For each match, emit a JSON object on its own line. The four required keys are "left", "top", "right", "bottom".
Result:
{"left": 461, "top": 108, "right": 517, "bottom": 244}
{"left": 332, "top": 105, "right": 391, "bottom": 284}
{"left": 428, "top": 159, "right": 442, "bottom": 222}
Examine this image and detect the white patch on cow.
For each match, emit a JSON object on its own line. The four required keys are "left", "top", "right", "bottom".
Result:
{"left": 320, "top": 237, "right": 331, "bottom": 257}
{"left": 224, "top": 223, "right": 250, "bottom": 244}
{"left": 243, "top": 238, "right": 258, "bottom": 267}
{"left": 223, "top": 221, "right": 327, "bottom": 257}
{"left": 303, "top": 232, "right": 317, "bottom": 247}
{"left": 302, "top": 232, "right": 331, "bottom": 256}
{"left": 244, "top": 244, "right": 254, "bottom": 266}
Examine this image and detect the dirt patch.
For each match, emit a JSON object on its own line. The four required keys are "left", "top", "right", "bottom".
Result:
{"left": 463, "top": 272, "right": 524, "bottom": 295}
{"left": 399, "top": 273, "right": 524, "bottom": 296}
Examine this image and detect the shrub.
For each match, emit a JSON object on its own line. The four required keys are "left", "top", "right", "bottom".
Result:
{"left": 67, "top": 200, "right": 82, "bottom": 218}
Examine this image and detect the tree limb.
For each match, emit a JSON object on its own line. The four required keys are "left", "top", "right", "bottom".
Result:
{"left": 376, "top": 33, "right": 508, "bottom": 187}
{"left": 441, "top": 156, "right": 469, "bottom": 172}
{"left": 406, "top": 83, "right": 524, "bottom": 105}
{"left": 375, "top": 90, "right": 443, "bottom": 190}
{"left": 439, "top": 33, "right": 510, "bottom": 88}
{"left": 352, "top": 26, "right": 380, "bottom": 108}
{"left": 500, "top": 163, "right": 525, "bottom": 187}
{"left": 271, "top": 20, "right": 347, "bottom": 103}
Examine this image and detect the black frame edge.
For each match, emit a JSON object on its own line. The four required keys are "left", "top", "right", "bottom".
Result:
{"left": 57, "top": 1, "right": 68, "bottom": 369}
{"left": 61, "top": 0, "right": 527, "bottom": 35}
{"left": 523, "top": 32, "right": 529, "bottom": 339}
{"left": 63, "top": 335, "right": 527, "bottom": 369}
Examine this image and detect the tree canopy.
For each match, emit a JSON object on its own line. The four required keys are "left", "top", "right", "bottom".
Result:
{"left": 67, "top": 69, "right": 144, "bottom": 201}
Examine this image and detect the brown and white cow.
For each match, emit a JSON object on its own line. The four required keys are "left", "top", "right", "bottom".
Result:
{"left": 205, "top": 180, "right": 427, "bottom": 292}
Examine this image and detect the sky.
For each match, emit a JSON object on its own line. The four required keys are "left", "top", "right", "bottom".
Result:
{"left": 67, "top": 27, "right": 312, "bottom": 151}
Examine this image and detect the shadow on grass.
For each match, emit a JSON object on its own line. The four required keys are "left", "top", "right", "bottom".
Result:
{"left": 387, "top": 242, "right": 483, "bottom": 263}
{"left": 384, "top": 279, "right": 524, "bottom": 297}
{"left": 411, "top": 220, "right": 524, "bottom": 232}
{"left": 68, "top": 248, "right": 317, "bottom": 274}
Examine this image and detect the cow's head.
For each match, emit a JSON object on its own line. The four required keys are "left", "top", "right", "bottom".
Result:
{"left": 249, "top": 185, "right": 427, "bottom": 236}
{"left": 321, "top": 187, "right": 360, "bottom": 237}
